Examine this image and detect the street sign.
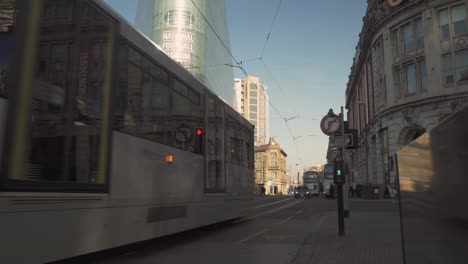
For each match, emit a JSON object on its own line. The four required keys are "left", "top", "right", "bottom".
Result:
{"left": 320, "top": 114, "right": 342, "bottom": 135}
{"left": 329, "top": 135, "right": 345, "bottom": 147}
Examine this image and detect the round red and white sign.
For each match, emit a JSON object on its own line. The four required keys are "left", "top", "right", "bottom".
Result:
{"left": 320, "top": 115, "right": 341, "bottom": 135}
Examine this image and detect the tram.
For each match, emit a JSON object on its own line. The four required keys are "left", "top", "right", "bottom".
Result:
{"left": 0, "top": 1, "right": 255, "bottom": 263}
{"left": 303, "top": 171, "right": 320, "bottom": 196}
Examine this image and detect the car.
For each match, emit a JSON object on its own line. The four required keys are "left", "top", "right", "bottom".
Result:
{"left": 294, "top": 186, "right": 312, "bottom": 199}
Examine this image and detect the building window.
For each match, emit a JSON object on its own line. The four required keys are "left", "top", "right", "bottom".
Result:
{"left": 443, "top": 53, "right": 455, "bottom": 84}
{"left": 418, "top": 60, "right": 427, "bottom": 91}
{"left": 402, "top": 23, "right": 414, "bottom": 53}
{"left": 391, "top": 29, "right": 399, "bottom": 57}
{"left": 393, "top": 67, "right": 401, "bottom": 94}
{"left": 395, "top": 59, "right": 427, "bottom": 96}
{"left": 439, "top": 5, "right": 468, "bottom": 40}
{"left": 272, "top": 171, "right": 278, "bottom": 179}
{"left": 443, "top": 50, "right": 468, "bottom": 84}
{"left": 270, "top": 152, "right": 277, "bottom": 158}
{"left": 440, "top": 9, "right": 450, "bottom": 40}
{"left": 455, "top": 50, "right": 468, "bottom": 81}
{"left": 405, "top": 63, "right": 417, "bottom": 94}
{"left": 416, "top": 18, "right": 424, "bottom": 49}
{"left": 392, "top": 18, "right": 424, "bottom": 58}
{"left": 453, "top": 5, "right": 468, "bottom": 36}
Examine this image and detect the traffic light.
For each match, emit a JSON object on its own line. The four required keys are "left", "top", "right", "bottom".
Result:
{"left": 344, "top": 129, "right": 357, "bottom": 149}
{"left": 333, "top": 161, "right": 345, "bottom": 184}
{"left": 195, "top": 128, "right": 203, "bottom": 154}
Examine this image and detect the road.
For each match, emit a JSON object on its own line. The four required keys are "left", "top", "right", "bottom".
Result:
{"left": 66, "top": 196, "right": 403, "bottom": 264}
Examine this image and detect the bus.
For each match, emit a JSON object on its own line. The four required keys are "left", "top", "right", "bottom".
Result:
{"left": 303, "top": 170, "right": 320, "bottom": 196}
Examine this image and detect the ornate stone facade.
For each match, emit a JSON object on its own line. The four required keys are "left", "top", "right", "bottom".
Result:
{"left": 254, "top": 139, "right": 287, "bottom": 195}
{"left": 346, "top": 0, "right": 468, "bottom": 189}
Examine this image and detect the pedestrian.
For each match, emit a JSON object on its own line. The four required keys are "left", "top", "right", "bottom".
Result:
{"left": 319, "top": 183, "right": 324, "bottom": 199}
{"left": 349, "top": 185, "right": 355, "bottom": 199}
{"left": 261, "top": 187, "right": 266, "bottom": 196}
{"left": 329, "top": 184, "right": 335, "bottom": 200}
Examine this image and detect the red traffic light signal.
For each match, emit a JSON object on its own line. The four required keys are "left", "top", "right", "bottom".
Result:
{"left": 196, "top": 129, "right": 203, "bottom": 136}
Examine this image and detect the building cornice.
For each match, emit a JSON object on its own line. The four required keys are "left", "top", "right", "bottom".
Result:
{"left": 358, "top": 91, "right": 468, "bottom": 140}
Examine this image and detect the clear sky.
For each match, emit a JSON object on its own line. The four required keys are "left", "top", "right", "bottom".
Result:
{"left": 103, "top": 0, "right": 368, "bottom": 179}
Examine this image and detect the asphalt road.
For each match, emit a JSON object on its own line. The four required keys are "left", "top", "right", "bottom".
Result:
{"left": 67, "top": 196, "right": 402, "bottom": 264}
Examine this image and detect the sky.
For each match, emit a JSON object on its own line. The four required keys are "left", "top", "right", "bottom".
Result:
{"left": 103, "top": 0, "right": 368, "bottom": 179}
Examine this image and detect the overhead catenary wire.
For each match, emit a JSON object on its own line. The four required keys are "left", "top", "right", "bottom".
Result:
{"left": 260, "top": 0, "right": 284, "bottom": 59}
{"left": 190, "top": 0, "right": 247, "bottom": 76}
{"left": 190, "top": 0, "right": 305, "bottom": 160}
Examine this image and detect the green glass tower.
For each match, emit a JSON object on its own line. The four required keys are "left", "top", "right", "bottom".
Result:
{"left": 136, "top": 0, "right": 235, "bottom": 107}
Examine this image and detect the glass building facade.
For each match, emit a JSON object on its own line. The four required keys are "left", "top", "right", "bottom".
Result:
{"left": 136, "top": 0, "right": 235, "bottom": 108}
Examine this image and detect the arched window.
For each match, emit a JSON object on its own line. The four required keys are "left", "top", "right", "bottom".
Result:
{"left": 270, "top": 152, "right": 277, "bottom": 158}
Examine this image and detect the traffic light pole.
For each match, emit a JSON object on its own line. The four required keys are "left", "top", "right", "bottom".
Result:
{"left": 338, "top": 106, "right": 346, "bottom": 236}
{"left": 337, "top": 182, "right": 345, "bottom": 236}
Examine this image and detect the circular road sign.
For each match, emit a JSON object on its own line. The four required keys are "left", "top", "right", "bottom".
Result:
{"left": 320, "top": 114, "right": 342, "bottom": 135}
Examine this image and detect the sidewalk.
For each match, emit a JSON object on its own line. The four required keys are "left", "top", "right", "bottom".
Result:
{"left": 292, "top": 202, "right": 403, "bottom": 264}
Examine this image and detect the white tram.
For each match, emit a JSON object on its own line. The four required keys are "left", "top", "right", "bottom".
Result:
{"left": 0, "top": 1, "right": 254, "bottom": 263}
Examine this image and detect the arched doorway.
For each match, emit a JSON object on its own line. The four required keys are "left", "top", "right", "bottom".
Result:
{"left": 398, "top": 125, "right": 426, "bottom": 148}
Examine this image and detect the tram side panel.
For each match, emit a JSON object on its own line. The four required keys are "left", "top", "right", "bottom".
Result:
{"left": 0, "top": 98, "right": 6, "bottom": 163}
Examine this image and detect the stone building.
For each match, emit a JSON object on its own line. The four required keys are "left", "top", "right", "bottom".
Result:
{"left": 254, "top": 138, "right": 287, "bottom": 195}
{"left": 346, "top": 0, "right": 468, "bottom": 189}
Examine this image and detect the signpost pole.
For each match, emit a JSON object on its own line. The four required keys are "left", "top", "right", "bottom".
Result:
{"left": 341, "top": 107, "right": 350, "bottom": 218}
{"left": 337, "top": 181, "right": 345, "bottom": 236}
{"left": 321, "top": 109, "right": 346, "bottom": 236}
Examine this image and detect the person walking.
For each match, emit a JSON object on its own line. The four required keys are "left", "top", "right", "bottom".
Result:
{"left": 261, "top": 187, "right": 266, "bottom": 196}
{"left": 349, "top": 185, "right": 355, "bottom": 199}
{"left": 329, "top": 184, "right": 335, "bottom": 200}
{"left": 319, "top": 183, "right": 324, "bottom": 199}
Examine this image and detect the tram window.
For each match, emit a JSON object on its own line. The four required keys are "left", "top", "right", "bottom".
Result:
{"left": 205, "top": 94, "right": 225, "bottom": 193}
{"left": 0, "top": 0, "right": 16, "bottom": 99}
{"left": 3, "top": 0, "right": 116, "bottom": 190}
{"left": 117, "top": 45, "right": 171, "bottom": 146}
{"left": 225, "top": 112, "right": 243, "bottom": 165}
{"left": 117, "top": 45, "right": 204, "bottom": 154}
{"left": 245, "top": 141, "right": 253, "bottom": 168}
{"left": 230, "top": 138, "right": 242, "bottom": 164}
{"left": 0, "top": 36, "right": 14, "bottom": 99}
{"left": 170, "top": 79, "right": 204, "bottom": 153}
